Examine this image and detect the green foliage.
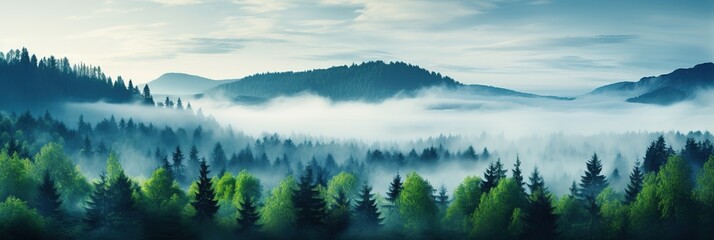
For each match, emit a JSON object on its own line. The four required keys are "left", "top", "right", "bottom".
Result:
{"left": 105, "top": 152, "right": 123, "bottom": 181}
{"left": 481, "top": 158, "right": 507, "bottom": 193}
{"left": 293, "top": 163, "right": 328, "bottom": 229}
{"left": 353, "top": 183, "right": 382, "bottom": 228}
{"left": 695, "top": 156, "right": 714, "bottom": 234}
{"left": 260, "top": 175, "right": 297, "bottom": 234}
{"left": 33, "top": 143, "right": 91, "bottom": 208}
{"left": 233, "top": 169, "right": 262, "bottom": 210}
{"left": 470, "top": 178, "right": 525, "bottom": 240}
{"left": 236, "top": 194, "right": 260, "bottom": 233}
{"left": 656, "top": 155, "right": 695, "bottom": 237}
{"left": 326, "top": 172, "right": 358, "bottom": 205}
{"left": 35, "top": 172, "right": 63, "bottom": 219}
{"left": 191, "top": 159, "right": 219, "bottom": 222}
{"left": 442, "top": 176, "right": 481, "bottom": 233}
{"left": 629, "top": 173, "right": 661, "bottom": 239}
{"left": 0, "top": 151, "right": 36, "bottom": 201}
{"left": 624, "top": 160, "right": 644, "bottom": 204}
{"left": 398, "top": 172, "right": 437, "bottom": 233}
{"left": 579, "top": 153, "right": 608, "bottom": 199}
{"left": 597, "top": 188, "right": 628, "bottom": 239}
{"left": 0, "top": 196, "right": 47, "bottom": 239}
{"left": 555, "top": 195, "right": 587, "bottom": 240}
{"left": 140, "top": 168, "right": 186, "bottom": 214}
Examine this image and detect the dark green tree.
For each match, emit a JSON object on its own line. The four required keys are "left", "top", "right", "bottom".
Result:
{"left": 293, "top": 162, "right": 327, "bottom": 228}
{"left": 211, "top": 142, "right": 227, "bottom": 175}
{"left": 326, "top": 190, "right": 350, "bottom": 236}
{"left": 353, "top": 183, "right": 382, "bottom": 228}
{"left": 579, "top": 153, "right": 608, "bottom": 199}
{"left": 624, "top": 160, "right": 644, "bottom": 204}
{"left": 84, "top": 173, "right": 110, "bottom": 229}
{"left": 188, "top": 145, "right": 200, "bottom": 176}
{"left": 385, "top": 172, "right": 403, "bottom": 205}
{"left": 512, "top": 155, "right": 525, "bottom": 193}
{"left": 521, "top": 189, "right": 558, "bottom": 240}
{"left": 236, "top": 195, "right": 260, "bottom": 233}
{"left": 35, "top": 172, "right": 62, "bottom": 219}
{"left": 481, "top": 158, "right": 506, "bottom": 193}
{"left": 191, "top": 159, "right": 219, "bottom": 222}
{"left": 171, "top": 145, "right": 185, "bottom": 184}
{"left": 436, "top": 184, "right": 449, "bottom": 209}
{"left": 643, "top": 135, "right": 669, "bottom": 173}
{"left": 527, "top": 167, "right": 545, "bottom": 195}
{"left": 107, "top": 170, "right": 137, "bottom": 227}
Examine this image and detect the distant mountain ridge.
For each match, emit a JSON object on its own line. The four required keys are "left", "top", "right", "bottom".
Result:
{"left": 590, "top": 62, "right": 714, "bottom": 105}
{"left": 147, "top": 73, "right": 235, "bottom": 95}
{"left": 205, "top": 61, "right": 567, "bottom": 102}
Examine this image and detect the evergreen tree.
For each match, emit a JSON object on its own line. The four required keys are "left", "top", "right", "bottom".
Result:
{"left": 327, "top": 190, "right": 351, "bottom": 236}
{"left": 171, "top": 145, "right": 185, "bottom": 184}
{"left": 236, "top": 195, "right": 260, "bottom": 233}
{"left": 579, "top": 153, "right": 608, "bottom": 199}
{"left": 512, "top": 155, "right": 525, "bottom": 193}
{"left": 188, "top": 145, "right": 200, "bottom": 177}
{"left": 82, "top": 135, "right": 93, "bottom": 158}
{"left": 643, "top": 135, "right": 669, "bottom": 173}
{"left": 84, "top": 173, "right": 110, "bottom": 229}
{"left": 527, "top": 167, "right": 545, "bottom": 194}
{"left": 107, "top": 170, "right": 137, "bottom": 228}
{"left": 211, "top": 142, "right": 227, "bottom": 175}
{"left": 481, "top": 147, "right": 490, "bottom": 160}
{"left": 292, "top": 162, "right": 328, "bottom": 228}
{"left": 176, "top": 98, "right": 183, "bottom": 110}
{"left": 481, "top": 159, "right": 506, "bottom": 193}
{"left": 35, "top": 172, "right": 62, "bottom": 219}
{"left": 436, "top": 184, "right": 449, "bottom": 209}
{"left": 385, "top": 172, "right": 403, "bottom": 205}
{"left": 521, "top": 189, "right": 558, "bottom": 240}
{"left": 568, "top": 181, "right": 578, "bottom": 198}
{"left": 142, "top": 85, "right": 154, "bottom": 105}
{"left": 624, "top": 160, "right": 644, "bottom": 204}
{"left": 192, "top": 159, "right": 219, "bottom": 222}
{"left": 354, "top": 183, "right": 383, "bottom": 228}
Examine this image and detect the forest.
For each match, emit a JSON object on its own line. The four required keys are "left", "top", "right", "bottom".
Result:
{"left": 0, "top": 49, "right": 712, "bottom": 240}
{"left": 0, "top": 108, "right": 713, "bottom": 239}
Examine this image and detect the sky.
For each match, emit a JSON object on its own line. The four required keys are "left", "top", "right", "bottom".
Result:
{"left": 1, "top": 0, "right": 712, "bottom": 96}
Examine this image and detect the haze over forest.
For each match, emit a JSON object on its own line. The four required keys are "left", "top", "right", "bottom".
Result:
{"left": 0, "top": 1, "right": 712, "bottom": 240}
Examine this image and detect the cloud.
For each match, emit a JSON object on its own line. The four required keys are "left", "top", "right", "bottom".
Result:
{"left": 300, "top": 50, "right": 393, "bottom": 62}
{"left": 148, "top": 0, "right": 203, "bottom": 6}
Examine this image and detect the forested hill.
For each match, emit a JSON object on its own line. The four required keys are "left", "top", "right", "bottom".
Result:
{"left": 207, "top": 61, "right": 460, "bottom": 102}
{"left": 589, "top": 62, "right": 714, "bottom": 105}
{"left": 0, "top": 48, "right": 155, "bottom": 110}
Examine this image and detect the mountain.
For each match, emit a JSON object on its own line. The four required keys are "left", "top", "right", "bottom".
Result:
{"left": 206, "top": 61, "right": 566, "bottom": 102}
{"left": 146, "top": 73, "right": 235, "bottom": 95}
{"left": 590, "top": 62, "right": 714, "bottom": 105}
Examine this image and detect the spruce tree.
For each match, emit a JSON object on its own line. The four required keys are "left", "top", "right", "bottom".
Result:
{"left": 353, "top": 183, "right": 382, "bottom": 228}
{"left": 35, "top": 172, "right": 62, "bottom": 219}
{"left": 512, "top": 155, "right": 525, "bottom": 193}
{"left": 107, "top": 170, "right": 137, "bottom": 227}
{"left": 579, "top": 153, "right": 608, "bottom": 199}
{"left": 85, "top": 173, "right": 110, "bottom": 229}
{"left": 643, "top": 135, "right": 669, "bottom": 173}
{"left": 293, "top": 162, "right": 327, "bottom": 228}
{"left": 436, "top": 184, "right": 449, "bottom": 209}
{"left": 385, "top": 172, "right": 403, "bottom": 205}
{"left": 481, "top": 159, "right": 506, "bottom": 193}
{"left": 211, "top": 142, "right": 227, "bottom": 175}
{"left": 172, "top": 145, "right": 185, "bottom": 184}
{"left": 192, "top": 159, "right": 219, "bottom": 222}
{"left": 624, "top": 160, "right": 644, "bottom": 204}
{"left": 527, "top": 167, "right": 545, "bottom": 195}
{"left": 521, "top": 189, "right": 558, "bottom": 240}
{"left": 188, "top": 145, "right": 200, "bottom": 175}
{"left": 568, "top": 181, "right": 578, "bottom": 198}
{"left": 327, "top": 190, "right": 351, "bottom": 236}
{"left": 236, "top": 195, "right": 260, "bottom": 233}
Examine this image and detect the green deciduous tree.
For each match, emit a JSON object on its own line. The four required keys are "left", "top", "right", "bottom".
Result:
{"left": 397, "top": 172, "right": 437, "bottom": 233}
{"left": 326, "top": 172, "right": 358, "bottom": 205}
{"left": 443, "top": 176, "right": 482, "bottom": 233}
{"left": 33, "top": 143, "right": 91, "bottom": 208}
{"left": 695, "top": 156, "right": 714, "bottom": 236}
{"left": 470, "top": 178, "right": 525, "bottom": 240}
{"left": 656, "top": 155, "right": 695, "bottom": 238}
{"left": 260, "top": 176, "right": 297, "bottom": 234}
{"left": 0, "top": 151, "right": 36, "bottom": 201}
{"left": 0, "top": 196, "right": 47, "bottom": 239}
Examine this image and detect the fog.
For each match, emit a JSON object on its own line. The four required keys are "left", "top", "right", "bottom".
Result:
{"left": 53, "top": 88, "right": 713, "bottom": 196}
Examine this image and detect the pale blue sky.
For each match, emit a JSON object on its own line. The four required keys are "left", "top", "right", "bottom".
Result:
{"left": 1, "top": 0, "right": 711, "bottom": 95}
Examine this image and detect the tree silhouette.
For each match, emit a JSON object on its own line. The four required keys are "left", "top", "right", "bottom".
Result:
{"left": 192, "top": 159, "right": 219, "bottom": 222}
{"left": 385, "top": 172, "right": 403, "bottom": 206}
{"left": 293, "top": 162, "right": 327, "bottom": 228}
{"left": 236, "top": 195, "right": 260, "bottom": 233}
{"left": 579, "top": 153, "right": 608, "bottom": 199}
{"left": 35, "top": 172, "right": 62, "bottom": 219}
{"left": 512, "top": 155, "right": 525, "bottom": 193}
{"left": 353, "top": 183, "right": 382, "bottom": 228}
{"left": 521, "top": 189, "right": 558, "bottom": 240}
{"left": 624, "top": 160, "right": 644, "bottom": 204}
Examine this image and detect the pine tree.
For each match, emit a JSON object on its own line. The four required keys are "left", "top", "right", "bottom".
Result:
{"left": 172, "top": 145, "right": 185, "bottom": 184}
{"left": 35, "top": 172, "right": 62, "bottom": 219}
{"left": 521, "top": 189, "right": 558, "bottom": 240}
{"left": 211, "top": 142, "right": 227, "bottom": 175}
{"left": 85, "top": 173, "right": 110, "bottom": 229}
{"left": 527, "top": 167, "right": 545, "bottom": 195}
{"left": 107, "top": 170, "right": 137, "bottom": 227}
{"left": 353, "top": 183, "right": 383, "bottom": 228}
{"left": 436, "top": 184, "right": 449, "bottom": 209}
{"left": 579, "top": 153, "right": 608, "bottom": 199}
{"left": 188, "top": 145, "right": 200, "bottom": 174}
{"left": 512, "top": 155, "right": 525, "bottom": 193}
{"left": 162, "top": 155, "right": 174, "bottom": 180}
{"left": 643, "top": 135, "right": 669, "bottom": 173}
{"left": 236, "top": 195, "right": 260, "bottom": 233}
{"left": 624, "top": 160, "right": 644, "bottom": 204}
{"left": 481, "top": 159, "right": 506, "bottom": 193}
{"left": 385, "top": 172, "right": 403, "bottom": 205}
{"left": 568, "top": 181, "right": 578, "bottom": 198}
{"left": 293, "top": 162, "right": 328, "bottom": 228}
{"left": 481, "top": 147, "right": 490, "bottom": 160}
{"left": 192, "top": 159, "right": 219, "bottom": 222}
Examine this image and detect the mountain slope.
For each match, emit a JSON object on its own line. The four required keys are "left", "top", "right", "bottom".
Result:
{"left": 147, "top": 73, "right": 235, "bottom": 95}
{"left": 206, "top": 61, "right": 564, "bottom": 102}
{"left": 590, "top": 62, "right": 714, "bottom": 104}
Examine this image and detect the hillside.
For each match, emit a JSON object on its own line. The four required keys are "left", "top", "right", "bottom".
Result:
{"left": 146, "top": 73, "right": 235, "bottom": 95}
{"left": 0, "top": 48, "right": 152, "bottom": 110}
{"left": 206, "top": 61, "right": 563, "bottom": 102}
{"left": 590, "top": 62, "right": 714, "bottom": 105}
